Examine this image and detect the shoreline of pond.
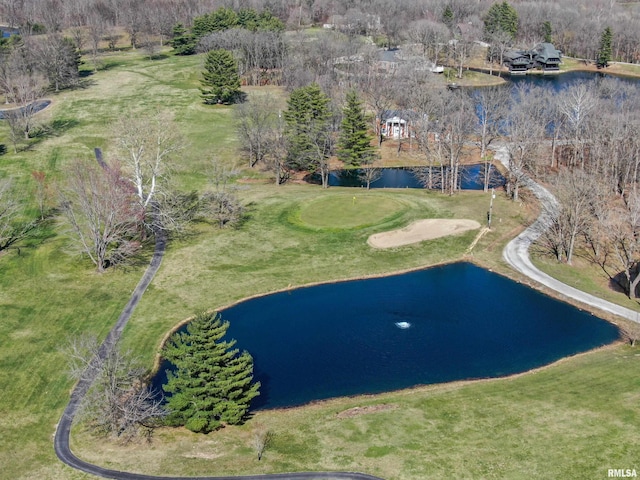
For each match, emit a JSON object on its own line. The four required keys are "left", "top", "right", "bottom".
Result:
{"left": 148, "top": 259, "right": 621, "bottom": 411}
{"left": 447, "top": 59, "right": 640, "bottom": 88}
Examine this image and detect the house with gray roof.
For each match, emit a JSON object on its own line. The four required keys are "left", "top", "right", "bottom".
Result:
{"left": 532, "top": 43, "right": 562, "bottom": 71}
{"left": 502, "top": 43, "right": 562, "bottom": 74}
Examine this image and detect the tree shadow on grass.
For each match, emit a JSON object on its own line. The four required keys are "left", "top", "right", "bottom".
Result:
{"left": 32, "top": 118, "right": 80, "bottom": 140}
{"left": 21, "top": 118, "right": 81, "bottom": 152}
{"left": 609, "top": 270, "right": 638, "bottom": 299}
{"left": 73, "top": 77, "right": 97, "bottom": 90}
{"left": 145, "top": 53, "right": 170, "bottom": 61}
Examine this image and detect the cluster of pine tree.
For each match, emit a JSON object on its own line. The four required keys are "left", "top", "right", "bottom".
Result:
{"left": 483, "top": 1, "right": 519, "bottom": 40}
{"left": 280, "top": 84, "right": 376, "bottom": 187}
{"left": 171, "top": 7, "right": 284, "bottom": 55}
{"left": 162, "top": 311, "right": 260, "bottom": 434}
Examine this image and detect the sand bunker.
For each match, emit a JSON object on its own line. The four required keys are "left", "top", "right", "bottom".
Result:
{"left": 368, "top": 219, "right": 481, "bottom": 248}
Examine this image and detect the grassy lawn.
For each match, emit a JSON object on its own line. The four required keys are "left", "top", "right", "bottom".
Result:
{"left": 296, "top": 193, "right": 407, "bottom": 229}
{"left": 0, "top": 232, "right": 142, "bottom": 479}
{"left": 72, "top": 345, "right": 640, "bottom": 479}
{"left": 0, "top": 47, "right": 637, "bottom": 480}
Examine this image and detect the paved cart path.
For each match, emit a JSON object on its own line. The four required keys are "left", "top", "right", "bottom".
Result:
{"left": 494, "top": 144, "right": 640, "bottom": 323}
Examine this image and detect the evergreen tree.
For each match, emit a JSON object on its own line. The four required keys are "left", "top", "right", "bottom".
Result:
{"left": 542, "top": 21, "right": 553, "bottom": 44}
{"left": 597, "top": 26, "right": 613, "bottom": 68}
{"left": 442, "top": 6, "right": 455, "bottom": 29}
{"left": 169, "top": 23, "right": 196, "bottom": 55}
{"left": 256, "top": 10, "right": 285, "bottom": 32}
{"left": 192, "top": 7, "right": 239, "bottom": 38}
{"left": 337, "top": 90, "right": 375, "bottom": 167}
{"left": 201, "top": 49, "right": 241, "bottom": 104}
{"left": 484, "top": 2, "right": 518, "bottom": 40}
{"left": 237, "top": 8, "right": 259, "bottom": 30}
{"left": 283, "top": 83, "right": 331, "bottom": 172}
{"left": 162, "top": 311, "right": 260, "bottom": 433}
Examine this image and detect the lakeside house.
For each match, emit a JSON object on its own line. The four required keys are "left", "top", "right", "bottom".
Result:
{"left": 503, "top": 42, "right": 562, "bottom": 74}
{"left": 532, "top": 43, "right": 562, "bottom": 71}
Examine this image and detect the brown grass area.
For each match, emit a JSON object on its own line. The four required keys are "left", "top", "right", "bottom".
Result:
{"left": 336, "top": 404, "right": 397, "bottom": 419}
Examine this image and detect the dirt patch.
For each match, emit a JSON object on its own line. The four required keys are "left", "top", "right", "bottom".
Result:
{"left": 336, "top": 404, "right": 397, "bottom": 419}
{"left": 368, "top": 219, "right": 481, "bottom": 248}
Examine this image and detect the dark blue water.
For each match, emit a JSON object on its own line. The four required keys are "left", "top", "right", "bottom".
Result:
{"left": 507, "top": 69, "right": 640, "bottom": 92}
{"left": 0, "top": 100, "right": 51, "bottom": 119}
{"left": 327, "top": 164, "right": 505, "bottom": 190}
{"left": 152, "top": 263, "right": 619, "bottom": 410}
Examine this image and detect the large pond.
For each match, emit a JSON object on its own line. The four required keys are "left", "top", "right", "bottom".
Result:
{"left": 152, "top": 263, "right": 619, "bottom": 410}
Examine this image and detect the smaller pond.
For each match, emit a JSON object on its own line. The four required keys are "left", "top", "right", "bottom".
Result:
{"left": 151, "top": 263, "right": 619, "bottom": 410}
{"left": 0, "top": 100, "right": 51, "bottom": 119}
{"left": 310, "top": 164, "right": 505, "bottom": 190}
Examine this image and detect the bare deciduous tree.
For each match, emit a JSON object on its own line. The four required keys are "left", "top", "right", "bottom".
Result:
{"left": 63, "top": 334, "right": 167, "bottom": 441}
{"left": 31, "top": 170, "right": 49, "bottom": 219}
{"left": 113, "top": 110, "right": 184, "bottom": 210}
{"left": 264, "top": 116, "right": 290, "bottom": 185}
{"left": 60, "top": 160, "right": 142, "bottom": 272}
{"left": 558, "top": 81, "right": 597, "bottom": 169}
{"left": 473, "top": 86, "right": 508, "bottom": 192}
{"left": 504, "top": 85, "right": 547, "bottom": 201}
{"left": 236, "top": 94, "right": 278, "bottom": 168}
{"left": 541, "top": 168, "right": 598, "bottom": 264}
{"left": 0, "top": 48, "right": 47, "bottom": 145}
{"left": 28, "top": 34, "right": 80, "bottom": 92}
{"left": 0, "top": 178, "right": 36, "bottom": 252}
{"left": 202, "top": 157, "right": 245, "bottom": 228}
{"left": 86, "top": 9, "right": 106, "bottom": 71}
{"left": 360, "top": 63, "right": 398, "bottom": 147}
{"left": 251, "top": 423, "right": 272, "bottom": 461}
{"left": 439, "top": 90, "right": 475, "bottom": 195}
{"left": 608, "top": 193, "right": 640, "bottom": 299}
{"left": 620, "top": 320, "right": 640, "bottom": 347}
{"left": 359, "top": 166, "right": 382, "bottom": 190}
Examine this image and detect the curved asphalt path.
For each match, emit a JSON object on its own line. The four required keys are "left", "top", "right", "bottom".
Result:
{"left": 495, "top": 144, "right": 640, "bottom": 323}
{"left": 53, "top": 228, "right": 384, "bottom": 480}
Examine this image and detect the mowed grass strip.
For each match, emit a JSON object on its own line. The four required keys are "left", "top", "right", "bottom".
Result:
{"left": 0, "top": 236, "right": 142, "bottom": 479}
{"left": 72, "top": 345, "right": 640, "bottom": 480}
{"left": 296, "top": 193, "right": 407, "bottom": 230}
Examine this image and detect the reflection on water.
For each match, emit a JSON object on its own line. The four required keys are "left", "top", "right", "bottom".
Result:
{"left": 317, "top": 164, "right": 505, "bottom": 190}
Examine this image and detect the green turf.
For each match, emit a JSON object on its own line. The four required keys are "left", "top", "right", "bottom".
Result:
{"left": 296, "top": 193, "right": 407, "bottom": 230}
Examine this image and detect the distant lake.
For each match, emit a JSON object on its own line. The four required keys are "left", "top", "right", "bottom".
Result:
{"left": 152, "top": 263, "right": 619, "bottom": 410}
{"left": 507, "top": 69, "right": 640, "bottom": 91}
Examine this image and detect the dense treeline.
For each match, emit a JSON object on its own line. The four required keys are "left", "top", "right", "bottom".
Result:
{"left": 1, "top": 0, "right": 640, "bottom": 62}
